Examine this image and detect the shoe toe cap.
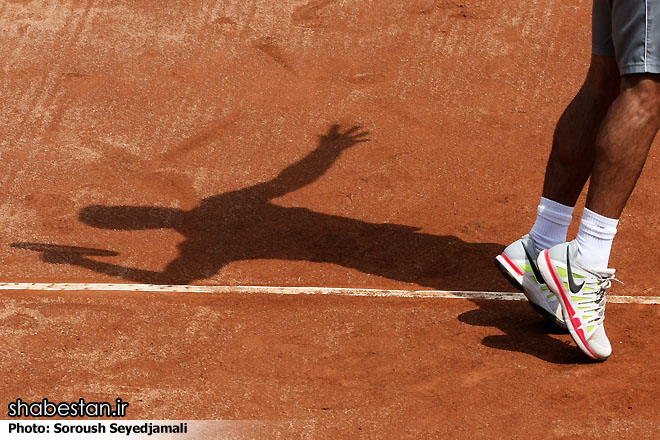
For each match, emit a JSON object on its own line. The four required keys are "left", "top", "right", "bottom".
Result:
{"left": 588, "top": 334, "right": 612, "bottom": 360}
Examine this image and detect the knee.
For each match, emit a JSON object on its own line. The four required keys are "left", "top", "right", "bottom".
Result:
{"left": 583, "top": 55, "right": 621, "bottom": 100}
{"left": 622, "top": 74, "right": 660, "bottom": 122}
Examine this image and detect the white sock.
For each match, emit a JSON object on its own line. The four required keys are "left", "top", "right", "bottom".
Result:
{"left": 575, "top": 207, "right": 618, "bottom": 270}
{"left": 529, "top": 197, "right": 575, "bottom": 253}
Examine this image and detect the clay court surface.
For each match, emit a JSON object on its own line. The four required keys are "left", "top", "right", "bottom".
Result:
{"left": 3, "top": 0, "right": 660, "bottom": 438}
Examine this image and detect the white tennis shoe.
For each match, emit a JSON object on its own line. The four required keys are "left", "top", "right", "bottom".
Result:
{"left": 495, "top": 235, "right": 566, "bottom": 329}
{"left": 537, "top": 241, "right": 616, "bottom": 361}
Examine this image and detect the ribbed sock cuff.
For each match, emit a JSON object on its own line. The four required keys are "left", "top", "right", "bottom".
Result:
{"left": 529, "top": 197, "right": 575, "bottom": 252}
{"left": 575, "top": 207, "right": 619, "bottom": 269}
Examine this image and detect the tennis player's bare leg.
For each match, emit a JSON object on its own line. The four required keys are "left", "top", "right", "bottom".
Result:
{"left": 494, "top": 56, "right": 621, "bottom": 328}
{"left": 586, "top": 73, "right": 660, "bottom": 218}
{"left": 541, "top": 55, "right": 620, "bottom": 205}
{"left": 533, "top": 73, "right": 660, "bottom": 361}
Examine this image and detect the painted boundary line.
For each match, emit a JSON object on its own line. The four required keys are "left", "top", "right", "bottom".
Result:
{"left": 0, "top": 283, "right": 658, "bottom": 304}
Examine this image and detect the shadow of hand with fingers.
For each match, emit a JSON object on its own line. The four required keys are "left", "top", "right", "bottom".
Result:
{"left": 15, "top": 124, "right": 507, "bottom": 290}
{"left": 11, "top": 124, "right": 583, "bottom": 363}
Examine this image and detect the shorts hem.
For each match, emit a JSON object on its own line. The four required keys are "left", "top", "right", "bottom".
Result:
{"left": 620, "top": 63, "right": 660, "bottom": 75}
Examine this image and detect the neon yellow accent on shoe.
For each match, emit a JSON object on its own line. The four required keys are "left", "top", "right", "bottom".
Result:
{"left": 541, "top": 286, "right": 549, "bottom": 292}
{"left": 546, "top": 292, "right": 554, "bottom": 298}
{"left": 557, "top": 266, "right": 586, "bottom": 279}
{"left": 521, "top": 264, "right": 532, "bottom": 273}
{"left": 538, "top": 241, "right": 615, "bottom": 359}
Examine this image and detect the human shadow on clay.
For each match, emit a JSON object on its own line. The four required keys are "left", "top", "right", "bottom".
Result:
{"left": 11, "top": 124, "right": 580, "bottom": 363}
{"left": 15, "top": 125, "right": 508, "bottom": 290}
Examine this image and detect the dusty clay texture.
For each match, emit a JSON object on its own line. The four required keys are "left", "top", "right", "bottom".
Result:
{"left": 2, "top": 0, "right": 660, "bottom": 438}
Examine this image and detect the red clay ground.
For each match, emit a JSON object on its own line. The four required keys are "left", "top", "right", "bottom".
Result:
{"left": 2, "top": 0, "right": 660, "bottom": 438}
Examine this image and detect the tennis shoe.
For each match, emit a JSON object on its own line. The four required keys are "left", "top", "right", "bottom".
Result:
{"left": 495, "top": 235, "right": 565, "bottom": 329}
{"left": 537, "top": 241, "right": 616, "bottom": 361}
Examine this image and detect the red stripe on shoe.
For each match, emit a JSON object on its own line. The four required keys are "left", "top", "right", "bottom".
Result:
{"left": 501, "top": 253, "right": 523, "bottom": 276}
{"left": 543, "top": 250, "right": 599, "bottom": 359}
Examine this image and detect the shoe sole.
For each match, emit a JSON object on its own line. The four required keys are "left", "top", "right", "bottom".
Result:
{"left": 537, "top": 250, "right": 607, "bottom": 361}
{"left": 494, "top": 254, "right": 567, "bottom": 331}
{"left": 494, "top": 254, "right": 523, "bottom": 290}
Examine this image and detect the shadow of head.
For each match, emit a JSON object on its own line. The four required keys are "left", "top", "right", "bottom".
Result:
{"left": 9, "top": 242, "right": 119, "bottom": 264}
{"left": 79, "top": 205, "right": 184, "bottom": 230}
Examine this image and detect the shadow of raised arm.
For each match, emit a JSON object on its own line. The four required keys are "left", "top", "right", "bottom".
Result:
{"left": 254, "top": 124, "right": 369, "bottom": 200}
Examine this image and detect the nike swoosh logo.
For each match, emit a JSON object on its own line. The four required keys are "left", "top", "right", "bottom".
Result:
{"left": 566, "top": 247, "right": 585, "bottom": 294}
{"left": 522, "top": 242, "right": 546, "bottom": 284}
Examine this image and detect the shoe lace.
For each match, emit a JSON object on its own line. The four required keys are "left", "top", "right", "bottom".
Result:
{"left": 588, "top": 274, "right": 622, "bottom": 326}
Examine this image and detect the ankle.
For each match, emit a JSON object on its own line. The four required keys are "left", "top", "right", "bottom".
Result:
{"left": 574, "top": 207, "right": 618, "bottom": 270}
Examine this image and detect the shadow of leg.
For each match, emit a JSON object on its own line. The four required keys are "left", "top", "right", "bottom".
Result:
{"left": 459, "top": 299, "right": 594, "bottom": 364}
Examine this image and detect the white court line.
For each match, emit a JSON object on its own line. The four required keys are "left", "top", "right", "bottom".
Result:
{"left": 0, "top": 283, "right": 658, "bottom": 304}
